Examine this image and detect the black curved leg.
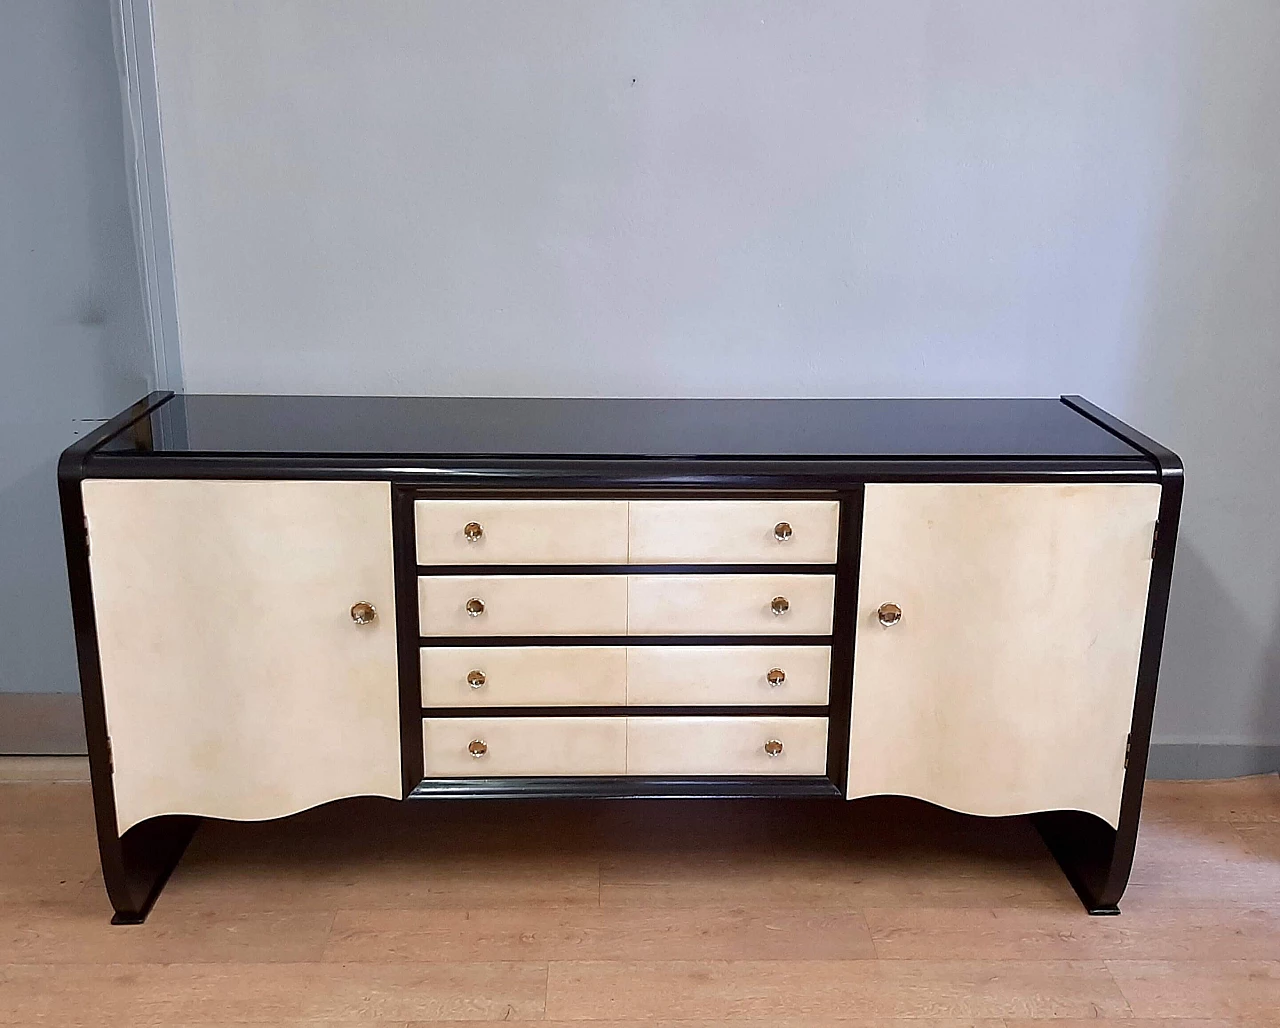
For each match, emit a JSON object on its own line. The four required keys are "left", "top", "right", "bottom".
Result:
{"left": 100, "top": 815, "right": 199, "bottom": 924}
{"left": 1034, "top": 809, "right": 1131, "bottom": 915}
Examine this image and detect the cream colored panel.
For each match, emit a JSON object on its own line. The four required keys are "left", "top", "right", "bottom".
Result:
{"left": 422, "top": 717, "right": 626, "bottom": 776}
{"left": 626, "top": 646, "right": 831, "bottom": 706}
{"left": 83, "top": 479, "right": 401, "bottom": 834}
{"left": 627, "top": 575, "right": 835, "bottom": 636}
{"left": 419, "top": 575, "right": 628, "bottom": 636}
{"left": 416, "top": 499, "right": 628, "bottom": 565}
{"left": 626, "top": 717, "right": 829, "bottom": 775}
{"left": 629, "top": 500, "right": 840, "bottom": 564}
{"left": 421, "top": 646, "right": 627, "bottom": 707}
{"left": 847, "top": 482, "right": 1161, "bottom": 828}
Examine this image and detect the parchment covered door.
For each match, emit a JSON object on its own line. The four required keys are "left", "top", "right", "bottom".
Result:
{"left": 848, "top": 482, "right": 1160, "bottom": 828}
{"left": 84, "top": 479, "right": 401, "bottom": 833}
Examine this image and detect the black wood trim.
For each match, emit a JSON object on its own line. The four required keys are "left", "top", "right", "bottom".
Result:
{"left": 421, "top": 705, "right": 829, "bottom": 718}
{"left": 84, "top": 452, "right": 1157, "bottom": 484}
{"left": 391, "top": 486, "right": 425, "bottom": 794}
{"left": 1039, "top": 396, "right": 1184, "bottom": 913}
{"left": 65, "top": 390, "right": 175, "bottom": 460}
{"left": 406, "top": 486, "right": 844, "bottom": 500}
{"left": 1110, "top": 458, "right": 1183, "bottom": 881}
{"left": 824, "top": 488, "right": 863, "bottom": 794}
{"left": 408, "top": 775, "right": 842, "bottom": 799}
{"left": 58, "top": 391, "right": 198, "bottom": 924}
{"left": 1059, "top": 395, "right": 1180, "bottom": 468}
{"left": 419, "top": 634, "right": 834, "bottom": 648}
{"left": 417, "top": 563, "right": 836, "bottom": 576}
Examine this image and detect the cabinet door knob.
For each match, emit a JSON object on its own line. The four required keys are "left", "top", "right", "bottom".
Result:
{"left": 467, "top": 669, "right": 486, "bottom": 689}
{"left": 766, "top": 667, "right": 786, "bottom": 687}
{"left": 770, "top": 596, "right": 790, "bottom": 616}
{"left": 773, "top": 521, "right": 793, "bottom": 542}
{"left": 468, "top": 739, "right": 488, "bottom": 758}
{"left": 465, "top": 597, "right": 485, "bottom": 617}
{"left": 764, "top": 739, "right": 784, "bottom": 757}
{"left": 350, "top": 601, "right": 377, "bottom": 625}
{"left": 877, "top": 602, "right": 902, "bottom": 627}
{"left": 464, "top": 522, "right": 484, "bottom": 542}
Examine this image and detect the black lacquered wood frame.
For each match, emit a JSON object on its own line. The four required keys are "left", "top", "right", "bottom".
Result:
{"left": 59, "top": 392, "right": 1179, "bottom": 921}
{"left": 406, "top": 483, "right": 855, "bottom": 796}
{"left": 1033, "top": 395, "right": 1184, "bottom": 914}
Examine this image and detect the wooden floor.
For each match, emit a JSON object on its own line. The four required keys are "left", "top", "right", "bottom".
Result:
{"left": 0, "top": 760, "right": 1277, "bottom": 1027}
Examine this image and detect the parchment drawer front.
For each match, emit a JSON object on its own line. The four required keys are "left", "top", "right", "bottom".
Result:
{"left": 626, "top": 646, "right": 831, "bottom": 705}
{"left": 419, "top": 575, "right": 628, "bottom": 636}
{"left": 416, "top": 500, "right": 628, "bottom": 565}
{"left": 421, "top": 646, "right": 627, "bottom": 707}
{"left": 423, "top": 717, "right": 626, "bottom": 776}
{"left": 626, "top": 717, "right": 829, "bottom": 775}
{"left": 627, "top": 575, "right": 835, "bottom": 636}
{"left": 629, "top": 500, "right": 840, "bottom": 564}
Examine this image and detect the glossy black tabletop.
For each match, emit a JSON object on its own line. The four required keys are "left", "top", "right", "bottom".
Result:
{"left": 93, "top": 394, "right": 1146, "bottom": 461}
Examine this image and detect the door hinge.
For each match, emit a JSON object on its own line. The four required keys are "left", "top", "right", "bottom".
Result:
{"left": 1151, "top": 521, "right": 1159, "bottom": 559}
{"left": 1124, "top": 733, "right": 1131, "bottom": 770}
{"left": 105, "top": 735, "right": 113, "bottom": 775}
{"left": 83, "top": 514, "right": 91, "bottom": 556}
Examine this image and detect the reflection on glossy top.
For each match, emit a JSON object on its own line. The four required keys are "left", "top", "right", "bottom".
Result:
{"left": 97, "top": 394, "right": 1144, "bottom": 460}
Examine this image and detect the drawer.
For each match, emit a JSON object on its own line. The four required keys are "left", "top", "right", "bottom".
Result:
{"left": 629, "top": 500, "right": 840, "bottom": 564}
{"left": 416, "top": 500, "right": 628, "bottom": 565}
{"left": 627, "top": 574, "right": 835, "bottom": 636}
{"left": 419, "top": 575, "right": 628, "bottom": 636}
{"left": 421, "top": 646, "right": 627, "bottom": 707}
{"left": 625, "top": 646, "right": 831, "bottom": 705}
{"left": 626, "top": 716, "right": 829, "bottom": 775}
{"left": 423, "top": 717, "right": 626, "bottom": 776}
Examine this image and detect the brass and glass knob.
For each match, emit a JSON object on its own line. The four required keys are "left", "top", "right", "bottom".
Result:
{"left": 766, "top": 667, "right": 786, "bottom": 688}
{"left": 465, "top": 597, "right": 485, "bottom": 617}
{"left": 349, "top": 601, "right": 377, "bottom": 625}
{"left": 763, "top": 739, "right": 784, "bottom": 757}
{"left": 466, "top": 669, "right": 486, "bottom": 689}
{"left": 467, "top": 739, "right": 488, "bottom": 758}
{"left": 770, "top": 595, "right": 790, "bottom": 616}
{"left": 877, "top": 602, "right": 902, "bottom": 627}
{"left": 773, "top": 521, "right": 793, "bottom": 542}
{"left": 464, "top": 522, "right": 484, "bottom": 542}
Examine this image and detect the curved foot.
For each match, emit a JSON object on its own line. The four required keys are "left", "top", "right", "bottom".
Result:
{"left": 100, "top": 815, "right": 199, "bottom": 924}
{"left": 1033, "top": 809, "right": 1133, "bottom": 915}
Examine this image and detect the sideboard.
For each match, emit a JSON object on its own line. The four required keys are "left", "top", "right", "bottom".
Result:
{"left": 59, "top": 394, "right": 1181, "bottom": 923}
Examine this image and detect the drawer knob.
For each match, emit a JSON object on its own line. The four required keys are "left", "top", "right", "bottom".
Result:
{"left": 766, "top": 667, "right": 786, "bottom": 687}
{"left": 467, "top": 669, "right": 487, "bottom": 689}
{"left": 877, "top": 602, "right": 903, "bottom": 627}
{"left": 468, "top": 739, "right": 488, "bottom": 758}
{"left": 464, "top": 522, "right": 484, "bottom": 542}
{"left": 349, "top": 601, "right": 377, "bottom": 625}
{"left": 465, "top": 597, "right": 486, "bottom": 617}
{"left": 770, "top": 595, "right": 790, "bottom": 616}
{"left": 764, "top": 739, "right": 784, "bottom": 757}
{"left": 773, "top": 521, "right": 793, "bottom": 542}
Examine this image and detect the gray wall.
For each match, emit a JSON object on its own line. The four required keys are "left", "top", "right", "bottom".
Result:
{"left": 0, "top": 0, "right": 151, "bottom": 721}
{"left": 155, "top": 0, "right": 1191, "bottom": 398}
{"left": 1121, "top": 2, "right": 1280, "bottom": 773}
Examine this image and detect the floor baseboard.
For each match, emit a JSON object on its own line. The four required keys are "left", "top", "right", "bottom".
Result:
{"left": 1146, "top": 742, "right": 1280, "bottom": 780}
{"left": 0, "top": 693, "right": 86, "bottom": 754}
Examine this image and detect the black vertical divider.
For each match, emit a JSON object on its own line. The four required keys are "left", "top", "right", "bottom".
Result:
{"left": 391, "top": 485, "right": 425, "bottom": 794}
{"left": 824, "top": 486, "right": 864, "bottom": 795}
